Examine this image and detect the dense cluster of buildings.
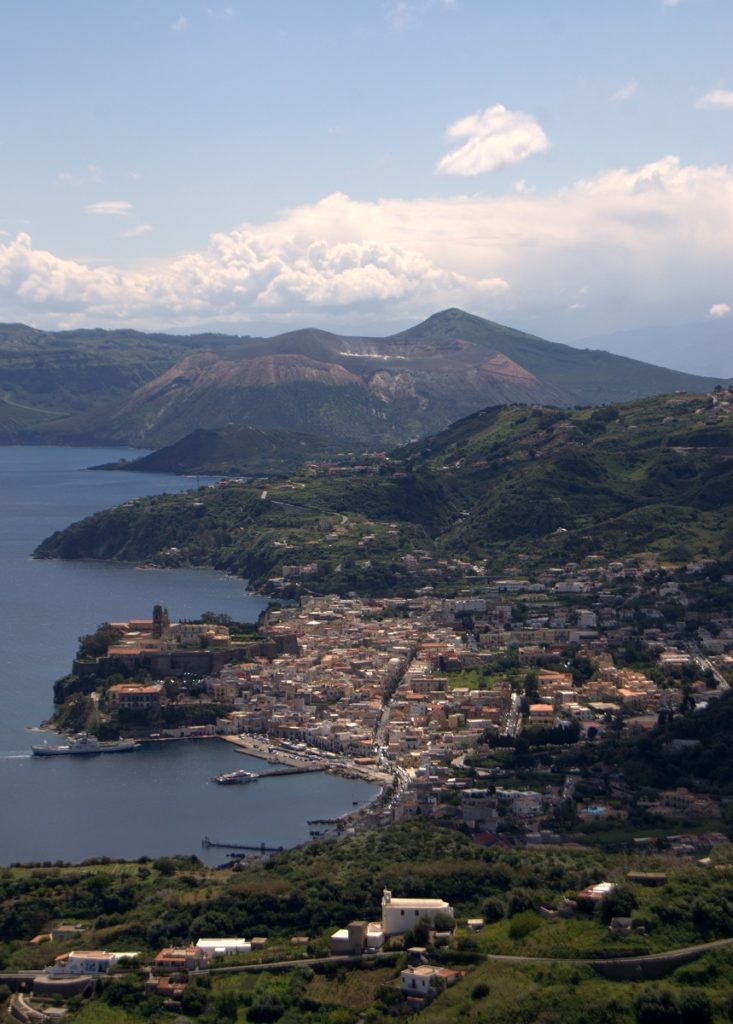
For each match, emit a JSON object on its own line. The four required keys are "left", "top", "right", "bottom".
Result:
{"left": 73, "top": 551, "right": 733, "bottom": 845}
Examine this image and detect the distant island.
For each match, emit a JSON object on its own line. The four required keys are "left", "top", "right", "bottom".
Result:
{"left": 1, "top": 309, "right": 727, "bottom": 448}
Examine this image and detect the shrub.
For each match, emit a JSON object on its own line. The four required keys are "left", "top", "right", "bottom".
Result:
{"left": 482, "top": 896, "right": 505, "bottom": 923}
{"left": 679, "top": 991, "right": 712, "bottom": 1024}
{"left": 471, "top": 982, "right": 490, "bottom": 1000}
{"left": 508, "top": 910, "right": 542, "bottom": 941}
{"left": 634, "top": 989, "right": 681, "bottom": 1024}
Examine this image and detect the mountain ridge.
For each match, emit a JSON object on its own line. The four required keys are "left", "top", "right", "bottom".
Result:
{"left": 2, "top": 309, "right": 727, "bottom": 448}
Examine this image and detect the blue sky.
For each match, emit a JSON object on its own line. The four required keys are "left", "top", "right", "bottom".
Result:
{"left": 1, "top": 0, "right": 732, "bottom": 341}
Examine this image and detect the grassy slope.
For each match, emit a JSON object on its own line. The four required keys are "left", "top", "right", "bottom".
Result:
{"left": 7, "top": 822, "right": 733, "bottom": 1023}
{"left": 34, "top": 391, "right": 733, "bottom": 590}
{"left": 0, "top": 327, "right": 211, "bottom": 440}
{"left": 98, "top": 425, "right": 352, "bottom": 477}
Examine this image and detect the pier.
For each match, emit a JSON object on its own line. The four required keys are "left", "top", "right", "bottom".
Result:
{"left": 214, "top": 764, "right": 322, "bottom": 784}
{"left": 201, "top": 837, "right": 285, "bottom": 853}
{"left": 256, "top": 766, "right": 321, "bottom": 778}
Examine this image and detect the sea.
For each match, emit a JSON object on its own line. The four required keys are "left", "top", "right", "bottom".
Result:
{"left": 0, "top": 446, "right": 376, "bottom": 866}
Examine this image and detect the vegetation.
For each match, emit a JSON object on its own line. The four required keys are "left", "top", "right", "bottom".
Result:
{"left": 3, "top": 308, "right": 724, "bottom": 449}
{"left": 0, "top": 323, "right": 221, "bottom": 442}
{"left": 95, "top": 425, "right": 351, "bottom": 478}
{"left": 35, "top": 391, "right": 733, "bottom": 593}
{"left": 5, "top": 821, "right": 733, "bottom": 1021}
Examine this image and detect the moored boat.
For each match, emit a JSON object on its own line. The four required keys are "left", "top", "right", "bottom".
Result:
{"left": 32, "top": 734, "right": 140, "bottom": 756}
{"left": 213, "top": 769, "right": 258, "bottom": 785}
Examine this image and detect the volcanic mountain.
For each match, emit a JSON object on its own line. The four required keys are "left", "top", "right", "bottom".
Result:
{"left": 19, "top": 309, "right": 726, "bottom": 448}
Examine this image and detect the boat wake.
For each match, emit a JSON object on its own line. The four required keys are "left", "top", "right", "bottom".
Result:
{"left": 0, "top": 752, "right": 32, "bottom": 760}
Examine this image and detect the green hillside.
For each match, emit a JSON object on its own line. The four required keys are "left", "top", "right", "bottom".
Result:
{"left": 0, "top": 323, "right": 239, "bottom": 440}
{"left": 96, "top": 424, "right": 353, "bottom": 477}
{"left": 2, "top": 310, "right": 726, "bottom": 448}
{"left": 398, "top": 309, "right": 724, "bottom": 404}
{"left": 4, "top": 819, "right": 733, "bottom": 1023}
{"left": 34, "top": 389, "right": 733, "bottom": 593}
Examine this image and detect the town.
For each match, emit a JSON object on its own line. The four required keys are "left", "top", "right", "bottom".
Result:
{"left": 54, "top": 546, "right": 733, "bottom": 854}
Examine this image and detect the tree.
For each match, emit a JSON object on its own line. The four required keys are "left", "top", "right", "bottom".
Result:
{"left": 678, "top": 991, "right": 712, "bottom": 1024}
{"left": 213, "top": 991, "right": 239, "bottom": 1023}
{"left": 77, "top": 623, "right": 123, "bottom": 659}
{"left": 634, "top": 989, "right": 681, "bottom": 1024}
{"left": 433, "top": 910, "right": 455, "bottom": 932}
{"left": 600, "top": 885, "right": 638, "bottom": 924}
{"left": 181, "top": 984, "right": 208, "bottom": 1016}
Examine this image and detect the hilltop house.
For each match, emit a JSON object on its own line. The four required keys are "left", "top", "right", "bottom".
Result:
{"left": 51, "top": 950, "right": 139, "bottom": 975}
{"left": 381, "top": 889, "right": 454, "bottom": 937}
{"left": 400, "top": 964, "right": 462, "bottom": 1003}
{"left": 330, "top": 890, "right": 454, "bottom": 954}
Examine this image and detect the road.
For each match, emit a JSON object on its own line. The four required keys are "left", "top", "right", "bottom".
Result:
{"left": 5, "top": 936, "right": 733, "bottom": 990}
{"left": 691, "top": 649, "right": 729, "bottom": 691}
{"left": 501, "top": 691, "right": 522, "bottom": 737}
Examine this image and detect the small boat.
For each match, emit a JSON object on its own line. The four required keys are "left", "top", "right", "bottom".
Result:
{"left": 32, "top": 734, "right": 140, "bottom": 756}
{"left": 213, "top": 770, "right": 258, "bottom": 785}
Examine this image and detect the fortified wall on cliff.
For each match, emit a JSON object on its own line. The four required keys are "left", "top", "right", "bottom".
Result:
{"left": 73, "top": 604, "right": 299, "bottom": 680}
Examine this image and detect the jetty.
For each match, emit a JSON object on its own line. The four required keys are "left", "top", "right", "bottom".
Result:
{"left": 201, "top": 837, "right": 284, "bottom": 853}
{"left": 257, "top": 765, "right": 321, "bottom": 778}
{"left": 214, "top": 765, "right": 322, "bottom": 784}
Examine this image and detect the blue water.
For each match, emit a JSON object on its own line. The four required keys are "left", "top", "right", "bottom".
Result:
{"left": 0, "top": 447, "right": 376, "bottom": 864}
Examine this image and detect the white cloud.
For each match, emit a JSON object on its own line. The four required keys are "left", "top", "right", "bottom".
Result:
{"left": 55, "top": 166, "right": 104, "bottom": 186}
{"left": 709, "top": 303, "right": 731, "bottom": 318}
{"left": 3, "top": 156, "right": 733, "bottom": 333}
{"left": 55, "top": 171, "right": 81, "bottom": 187}
{"left": 437, "top": 104, "right": 549, "bottom": 176}
{"left": 611, "top": 80, "right": 638, "bottom": 103}
{"left": 695, "top": 89, "right": 733, "bottom": 111}
{"left": 85, "top": 201, "right": 133, "bottom": 216}
{"left": 123, "top": 224, "right": 153, "bottom": 238}
{"left": 386, "top": 0, "right": 455, "bottom": 32}
{"left": 663, "top": 0, "right": 681, "bottom": 6}
{"left": 171, "top": 14, "right": 188, "bottom": 32}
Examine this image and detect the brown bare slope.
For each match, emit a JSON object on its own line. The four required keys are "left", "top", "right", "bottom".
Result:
{"left": 29, "top": 310, "right": 725, "bottom": 448}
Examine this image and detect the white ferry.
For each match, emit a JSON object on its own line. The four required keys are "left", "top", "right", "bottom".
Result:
{"left": 213, "top": 769, "right": 258, "bottom": 785}
{"left": 31, "top": 734, "right": 141, "bottom": 756}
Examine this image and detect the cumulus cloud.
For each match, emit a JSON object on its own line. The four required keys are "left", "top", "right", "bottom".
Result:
{"left": 709, "top": 303, "right": 731, "bottom": 318}
{"left": 695, "top": 89, "right": 733, "bottom": 110}
{"left": 123, "top": 224, "right": 153, "bottom": 238}
{"left": 2, "top": 156, "right": 733, "bottom": 333}
{"left": 611, "top": 80, "right": 638, "bottom": 102}
{"left": 85, "top": 201, "right": 133, "bottom": 216}
{"left": 437, "top": 104, "right": 549, "bottom": 176}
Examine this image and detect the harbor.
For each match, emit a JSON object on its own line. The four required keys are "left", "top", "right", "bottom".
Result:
{"left": 220, "top": 733, "right": 393, "bottom": 786}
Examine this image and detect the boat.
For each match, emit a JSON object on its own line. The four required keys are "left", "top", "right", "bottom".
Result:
{"left": 32, "top": 734, "right": 140, "bottom": 756}
{"left": 213, "top": 769, "right": 258, "bottom": 785}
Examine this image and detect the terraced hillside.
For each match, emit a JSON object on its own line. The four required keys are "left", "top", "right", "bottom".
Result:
{"left": 35, "top": 390, "right": 733, "bottom": 594}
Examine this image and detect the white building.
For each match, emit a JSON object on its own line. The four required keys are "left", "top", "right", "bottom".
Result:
{"left": 381, "top": 889, "right": 453, "bottom": 937}
{"left": 330, "top": 920, "right": 385, "bottom": 954}
{"left": 400, "top": 965, "right": 461, "bottom": 999}
{"left": 195, "top": 938, "right": 251, "bottom": 958}
{"left": 51, "top": 950, "right": 139, "bottom": 975}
